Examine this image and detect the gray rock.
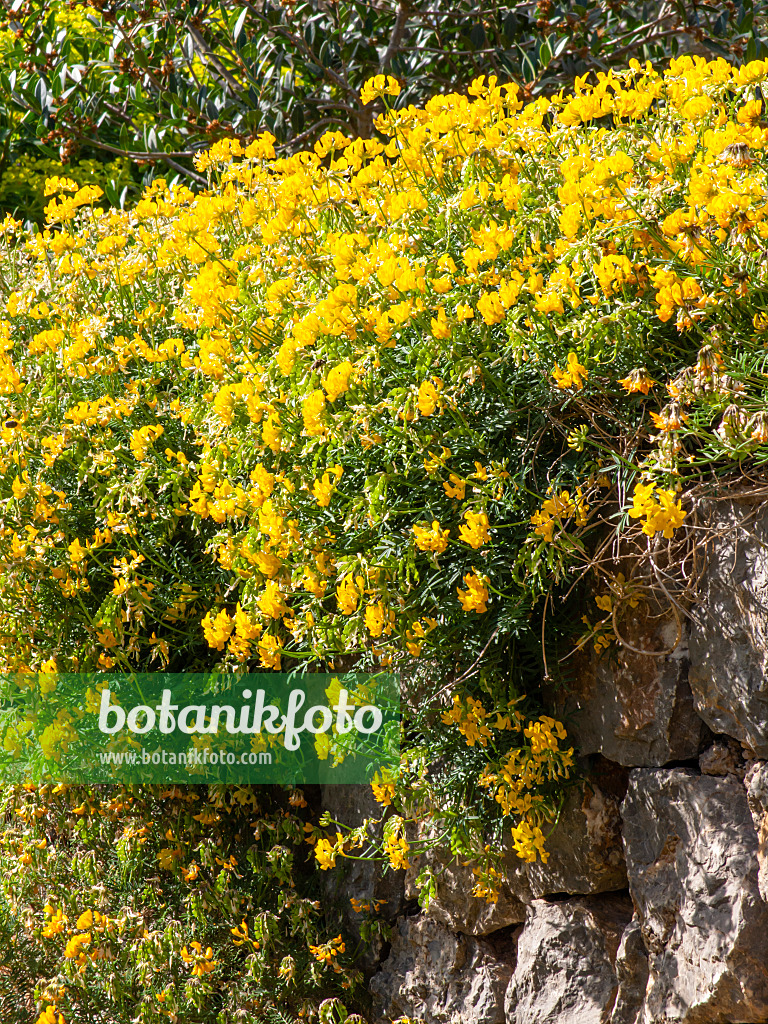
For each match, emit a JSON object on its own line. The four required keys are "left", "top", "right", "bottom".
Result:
{"left": 688, "top": 498, "right": 768, "bottom": 757}
{"left": 522, "top": 776, "right": 627, "bottom": 898}
{"left": 505, "top": 894, "right": 633, "bottom": 1024}
{"left": 370, "top": 914, "right": 516, "bottom": 1024}
{"left": 699, "top": 737, "right": 745, "bottom": 778}
{"left": 405, "top": 772, "right": 628, "bottom": 938}
{"left": 622, "top": 769, "right": 768, "bottom": 1023}
{"left": 556, "top": 612, "right": 708, "bottom": 767}
{"left": 610, "top": 917, "right": 650, "bottom": 1024}
{"left": 405, "top": 842, "right": 528, "bottom": 937}
{"left": 746, "top": 760, "right": 768, "bottom": 903}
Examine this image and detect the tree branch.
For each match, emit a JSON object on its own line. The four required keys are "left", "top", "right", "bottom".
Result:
{"left": 378, "top": 0, "right": 411, "bottom": 72}
{"left": 71, "top": 133, "right": 208, "bottom": 185}
{"left": 185, "top": 23, "right": 248, "bottom": 99}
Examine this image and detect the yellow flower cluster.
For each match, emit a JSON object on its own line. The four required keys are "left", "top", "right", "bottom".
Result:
{"left": 552, "top": 351, "right": 588, "bottom": 390}
{"left": 383, "top": 820, "right": 410, "bottom": 870}
{"left": 530, "top": 489, "right": 589, "bottom": 543}
{"left": 180, "top": 941, "right": 218, "bottom": 977}
{"left": 440, "top": 693, "right": 573, "bottom": 870}
{"left": 4, "top": 59, "right": 768, "bottom": 903}
{"left": 309, "top": 934, "right": 345, "bottom": 969}
{"left": 359, "top": 74, "right": 402, "bottom": 106}
{"left": 441, "top": 695, "right": 496, "bottom": 747}
{"left": 627, "top": 481, "right": 687, "bottom": 539}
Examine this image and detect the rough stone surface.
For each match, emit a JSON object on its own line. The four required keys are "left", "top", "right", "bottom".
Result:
{"left": 522, "top": 775, "right": 627, "bottom": 897}
{"left": 556, "top": 614, "right": 708, "bottom": 767}
{"left": 746, "top": 760, "right": 768, "bottom": 903}
{"left": 622, "top": 768, "right": 768, "bottom": 1023}
{"left": 698, "top": 737, "right": 746, "bottom": 778}
{"left": 370, "top": 914, "right": 516, "bottom": 1024}
{"left": 405, "top": 843, "right": 528, "bottom": 937}
{"left": 610, "top": 917, "right": 650, "bottom": 1024}
{"left": 689, "top": 498, "right": 768, "bottom": 757}
{"left": 404, "top": 771, "right": 627, "bottom": 937}
{"left": 504, "top": 894, "right": 633, "bottom": 1024}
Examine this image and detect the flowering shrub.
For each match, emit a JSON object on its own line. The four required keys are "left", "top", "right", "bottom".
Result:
{"left": 1, "top": 51, "right": 768, "bottom": 958}
{"left": 0, "top": 783, "right": 363, "bottom": 1023}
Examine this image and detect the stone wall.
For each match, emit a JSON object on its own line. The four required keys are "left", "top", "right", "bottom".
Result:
{"left": 324, "top": 499, "right": 768, "bottom": 1024}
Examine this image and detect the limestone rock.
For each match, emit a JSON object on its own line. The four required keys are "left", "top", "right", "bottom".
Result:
{"left": 698, "top": 737, "right": 746, "bottom": 778}
{"left": 405, "top": 771, "right": 627, "bottom": 938}
{"left": 688, "top": 498, "right": 768, "bottom": 757}
{"left": 522, "top": 774, "right": 627, "bottom": 898}
{"left": 746, "top": 760, "right": 768, "bottom": 903}
{"left": 622, "top": 768, "right": 768, "bottom": 1023}
{"left": 556, "top": 614, "right": 708, "bottom": 767}
{"left": 504, "top": 894, "right": 633, "bottom": 1024}
{"left": 405, "top": 843, "right": 528, "bottom": 937}
{"left": 610, "top": 917, "right": 649, "bottom": 1024}
{"left": 369, "top": 914, "right": 516, "bottom": 1024}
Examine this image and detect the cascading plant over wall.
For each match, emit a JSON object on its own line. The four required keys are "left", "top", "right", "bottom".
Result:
{"left": 1, "top": 53, "right": 768, "bottom": 982}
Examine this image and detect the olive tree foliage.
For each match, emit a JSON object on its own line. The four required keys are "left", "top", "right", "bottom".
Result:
{"left": 0, "top": 0, "right": 766, "bottom": 213}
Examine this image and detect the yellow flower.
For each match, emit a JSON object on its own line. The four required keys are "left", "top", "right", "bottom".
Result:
{"left": 418, "top": 379, "right": 440, "bottom": 416}
{"left": 257, "top": 580, "right": 292, "bottom": 619}
{"left": 258, "top": 633, "right": 283, "bottom": 670}
{"left": 41, "top": 905, "right": 67, "bottom": 938}
{"left": 302, "top": 389, "right": 327, "bottom": 435}
{"left": 510, "top": 820, "right": 549, "bottom": 864}
{"left": 383, "top": 827, "right": 410, "bottom": 870}
{"left": 430, "top": 307, "right": 452, "bottom": 339}
{"left": 441, "top": 694, "right": 493, "bottom": 746}
{"left": 181, "top": 942, "right": 218, "bottom": 977}
{"left": 323, "top": 360, "right": 355, "bottom": 402}
{"left": 552, "top": 351, "right": 588, "bottom": 390}
{"left": 129, "top": 423, "right": 164, "bottom": 461}
{"left": 456, "top": 572, "right": 489, "bottom": 613}
{"left": 201, "top": 608, "right": 234, "bottom": 650}
{"left": 37, "top": 1007, "right": 65, "bottom": 1024}
{"left": 75, "top": 909, "right": 103, "bottom": 930}
{"left": 530, "top": 488, "right": 588, "bottom": 542}
{"left": 314, "top": 837, "right": 338, "bottom": 870}
{"left": 412, "top": 520, "right": 450, "bottom": 553}
{"left": 618, "top": 368, "right": 655, "bottom": 394}
{"left": 650, "top": 405, "right": 688, "bottom": 432}
{"left": 627, "top": 481, "right": 686, "bottom": 538}
{"left": 336, "top": 575, "right": 363, "bottom": 615}
{"left": 371, "top": 772, "right": 396, "bottom": 806}
{"left": 157, "top": 846, "right": 182, "bottom": 871}
{"left": 443, "top": 473, "right": 466, "bottom": 499}
{"left": 64, "top": 932, "right": 91, "bottom": 958}
{"left": 312, "top": 465, "right": 343, "bottom": 506}
{"left": 360, "top": 75, "right": 401, "bottom": 105}
{"left": 262, "top": 411, "right": 282, "bottom": 451}
{"left": 365, "top": 601, "right": 394, "bottom": 637}
{"left": 458, "top": 509, "right": 490, "bottom": 549}
{"left": 182, "top": 862, "right": 199, "bottom": 882}
{"left": 309, "top": 934, "right": 346, "bottom": 965}
{"left": 231, "top": 919, "right": 258, "bottom": 948}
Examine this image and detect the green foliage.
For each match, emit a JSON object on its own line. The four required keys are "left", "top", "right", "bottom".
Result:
{"left": 0, "top": 152, "right": 131, "bottom": 222}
